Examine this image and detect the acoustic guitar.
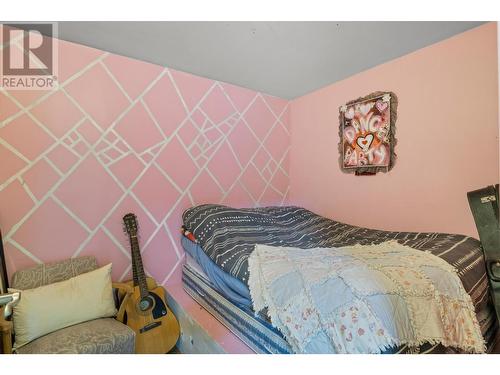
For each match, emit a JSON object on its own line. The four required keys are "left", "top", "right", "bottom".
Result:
{"left": 121, "top": 213, "right": 180, "bottom": 354}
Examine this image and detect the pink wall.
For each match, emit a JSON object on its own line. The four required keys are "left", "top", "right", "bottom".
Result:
{"left": 0, "top": 31, "right": 290, "bottom": 285}
{"left": 1, "top": 22, "right": 497, "bottom": 289}
{"left": 289, "top": 22, "right": 499, "bottom": 238}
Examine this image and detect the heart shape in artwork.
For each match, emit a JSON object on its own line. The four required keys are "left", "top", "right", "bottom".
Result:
{"left": 359, "top": 103, "right": 373, "bottom": 116}
{"left": 356, "top": 134, "right": 374, "bottom": 151}
{"left": 376, "top": 100, "right": 388, "bottom": 113}
{"left": 345, "top": 107, "right": 355, "bottom": 119}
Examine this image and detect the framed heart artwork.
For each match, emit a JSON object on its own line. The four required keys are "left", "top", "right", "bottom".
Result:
{"left": 339, "top": 91, "right": 398, "bottom": 175}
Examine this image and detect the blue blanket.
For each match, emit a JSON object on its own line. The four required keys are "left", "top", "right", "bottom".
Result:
{"left": 181, "top": 236, "right": 252, "bottom": 307}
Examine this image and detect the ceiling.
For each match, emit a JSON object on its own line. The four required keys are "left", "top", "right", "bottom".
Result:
{"left": 30, "top": 21, "right": 488, "bottom": 98}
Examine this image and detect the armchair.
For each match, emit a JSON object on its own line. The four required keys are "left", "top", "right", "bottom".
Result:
{"left": 0, "top": 256, "right": 136, "bottom": 354}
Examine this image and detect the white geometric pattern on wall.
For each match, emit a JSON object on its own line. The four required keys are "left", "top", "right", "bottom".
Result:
{"left": 0, "top": 36, "right": 290, "bottom": 286}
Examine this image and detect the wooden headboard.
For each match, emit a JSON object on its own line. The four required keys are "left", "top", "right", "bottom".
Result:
{"left": 0, "top": 229, "right": 7, "bottom": 293}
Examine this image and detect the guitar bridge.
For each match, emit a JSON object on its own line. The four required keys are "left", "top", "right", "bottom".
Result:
{"left": 139, "top": 321, "right": 162, "bottom": 333}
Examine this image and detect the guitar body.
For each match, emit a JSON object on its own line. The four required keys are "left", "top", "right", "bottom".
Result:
{"left": 121, "top": 213, "right": 180, "bottom": 354}
{"left": 122, "top": 284, "right": 180, "bottom": 354}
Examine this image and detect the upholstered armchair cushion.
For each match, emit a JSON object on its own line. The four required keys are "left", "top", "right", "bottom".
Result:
{"left": 15, "top": 318, "right": 135, "bottom": 354}
{"left": 6, "top": 256, "right": 135, "bottom": 354}
{"left": 11, "top": 256, "right": 98, "bottom": 290}
{"left": 10, "top": 264, "right": 118, "bottom": 350}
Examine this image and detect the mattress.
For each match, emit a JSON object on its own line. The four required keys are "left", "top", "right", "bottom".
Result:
{"left": 183, "top": 262, "right": 499, "bottom": 354}
{"left": 181, "top": 204, "right": 500, "bottom": 353}
{"left": 182, "top": 263, "right": 292, "bottom": 354}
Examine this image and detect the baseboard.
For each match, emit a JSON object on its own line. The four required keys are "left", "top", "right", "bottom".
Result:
{"left": 165, "top": 283, "right": 253, "bottom": 354}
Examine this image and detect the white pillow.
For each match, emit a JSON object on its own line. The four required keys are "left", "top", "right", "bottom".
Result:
{"left": 9, "top": 263, "right": 117, "bottom": 350}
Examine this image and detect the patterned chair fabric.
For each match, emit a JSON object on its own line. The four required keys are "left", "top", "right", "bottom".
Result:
{"left": 9, "top": 256, "right": 135, "bottom": 354}
{"left": 11, "top": 256, "right": 98, "bottom": 290}
{"left": 15, "top": 318, "right": 135, "bottom": 354}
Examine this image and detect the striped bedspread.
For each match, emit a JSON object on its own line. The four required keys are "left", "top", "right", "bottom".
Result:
{"left": 182, "top": 204, "right": 497, "bottom": 352}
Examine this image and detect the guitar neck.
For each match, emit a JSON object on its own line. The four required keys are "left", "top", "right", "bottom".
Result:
{"left": 131, "top": 237, "right": 139, "bottom": 287}
{"left": 129, "top": 235, "right": 149, "bottom": 298}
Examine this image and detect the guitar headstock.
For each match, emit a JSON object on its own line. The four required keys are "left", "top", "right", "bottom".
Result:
{"left": 123, "top": 213, "right": 139, "bottom": 237}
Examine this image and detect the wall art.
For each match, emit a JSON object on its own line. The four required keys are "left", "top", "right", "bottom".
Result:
{"left": 339, "top": 91, "right": 397, "bottom": 174}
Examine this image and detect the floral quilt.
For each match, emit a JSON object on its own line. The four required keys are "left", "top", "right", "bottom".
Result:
{"left": 248, "top": 241, "right": 485, "bottom": 354}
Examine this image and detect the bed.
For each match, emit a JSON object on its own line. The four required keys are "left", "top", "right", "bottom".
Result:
{"left": 181, "top": 204, "right": 499, "bottom": 354}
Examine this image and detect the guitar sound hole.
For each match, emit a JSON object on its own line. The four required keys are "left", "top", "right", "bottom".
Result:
{"left": 139, "top": 296, "right": 154, "bottom": 311}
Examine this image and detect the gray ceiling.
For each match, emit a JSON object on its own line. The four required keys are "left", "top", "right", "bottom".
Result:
{"left": 51, "top": 22, "right": 485, "bottom": 98}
